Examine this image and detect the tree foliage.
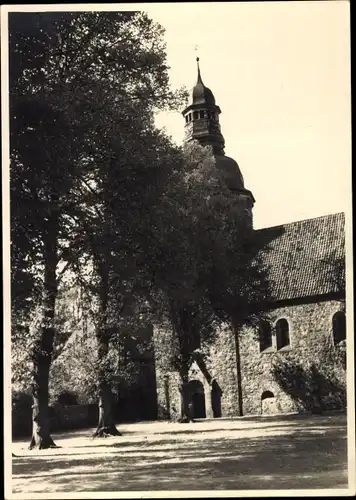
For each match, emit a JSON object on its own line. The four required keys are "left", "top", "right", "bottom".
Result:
{"left": 10, "top": 10, "right": 187, "bottom": 444}
{"left": 145, "top": 140, "right": 272, "bottom": 421}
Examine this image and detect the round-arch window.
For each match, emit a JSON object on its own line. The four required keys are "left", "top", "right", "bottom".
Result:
{"left": 332, "top": 311, "right": 346, "bottom": 345}
{"left": 276, "top": 318, "right": 290, "bottom": 350}
{"left": 259, "top": 320, "right": 272, "bottom": 352}
{"left": 261, "top": 390, "right": 274, "bottom": 400}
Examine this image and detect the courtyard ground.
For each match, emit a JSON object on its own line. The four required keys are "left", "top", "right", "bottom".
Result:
{"left": 11, "top": 413, "right": 349, "bottom": 495}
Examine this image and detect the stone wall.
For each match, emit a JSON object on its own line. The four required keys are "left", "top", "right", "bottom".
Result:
{"left": 155, "top": 368, "right": 181, "bottom": 420}
{"left": 12, "top": 402, "right": 98, "bottom": 438}
{"left": 154, "top": 299, "right": 346, "bottom": 420}
{"left": 153, "top": 322, "right": 181, "bottom": 420}
{"left": 199, "top": 323, "right": 240, "bottom": 418}
{"left": 154, "top": 322, "right": 240, "bottom": 420}
{"left": 238, "top": 299, "right": 346, "bottom": 416}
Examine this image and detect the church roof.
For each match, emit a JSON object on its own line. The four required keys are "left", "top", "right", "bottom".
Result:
{"left": 215, "top": 154, "right": 245, "bottom": 190}
{"left": 256, "top": 212, "right": 345, "bottom": 303}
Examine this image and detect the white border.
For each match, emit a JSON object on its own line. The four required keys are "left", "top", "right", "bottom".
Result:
{"left": 2, "top": 2, "right": 355, "bottom": 499}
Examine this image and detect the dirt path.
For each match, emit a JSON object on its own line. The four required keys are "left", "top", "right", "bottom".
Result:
{"left": 10, "top": 413, "right": 348, "bottom": 495}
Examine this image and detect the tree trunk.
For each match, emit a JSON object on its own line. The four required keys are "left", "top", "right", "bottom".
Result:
{"left": 178, "top": 364, "right": 194, "bottom": 423}
{"left": 169, "top": 301, "right": 195, "bottom": 423}
{"left": 29, "top": 352, "right": 58, "bottom": 449}
{"left": 29, "top": 226, "right": 59, "bottom": 450}
{"left": 93, "top": 264, "right": 121, "bottom": 437}
{"left": 93, "top": 381, "right": 121, "bottom": 437}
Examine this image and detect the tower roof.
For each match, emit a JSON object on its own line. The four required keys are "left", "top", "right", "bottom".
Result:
{"left": 182, "top": 58, "right": 254, "bottom": 202}
{"left": 215, "top": 154, "right": 245, "bottom": 191}
{"left": 192, "top": 58, "right": 216, "bottom": 106}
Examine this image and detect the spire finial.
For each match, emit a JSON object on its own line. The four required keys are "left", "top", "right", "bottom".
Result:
{"left": 196, "top": 56, "right": 203, "bottom": 84}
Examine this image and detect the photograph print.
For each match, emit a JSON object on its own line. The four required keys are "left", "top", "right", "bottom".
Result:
{"left": 2, "top": 1, "right": 354, "bottom": 497}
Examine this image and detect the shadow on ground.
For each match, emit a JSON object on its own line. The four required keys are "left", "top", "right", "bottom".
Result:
{"left": 12, "top": 413, "right": 348, "bottom": 493}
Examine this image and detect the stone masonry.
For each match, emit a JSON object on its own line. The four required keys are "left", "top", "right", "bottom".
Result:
{"left": 154, "top": 298, "right": 346, "bottom": 420}
{"left": 238, "top": 299, "right": 346, "bottom": 416}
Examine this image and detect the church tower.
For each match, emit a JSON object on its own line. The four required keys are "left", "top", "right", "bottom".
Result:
{"left": 182, "top": 58, "right": 255, "bottom": 225}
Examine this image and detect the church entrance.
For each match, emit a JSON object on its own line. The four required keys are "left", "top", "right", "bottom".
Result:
{"left": 188, "top": 380, "right": 206, "bottom": 419}
{"left": 211, "top": 379, "right": 222, "bottom": 418}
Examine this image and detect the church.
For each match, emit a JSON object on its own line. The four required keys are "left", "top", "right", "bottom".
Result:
{"left": 46, "top": 59, "right": 347, "bottom": 427}
{"left": 154, "top": 59, "right": 346, "bottom": 420}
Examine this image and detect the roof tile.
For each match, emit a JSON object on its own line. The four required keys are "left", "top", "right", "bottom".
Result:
{"left": 256, "top": 213, "right": 345, "bottom": 302}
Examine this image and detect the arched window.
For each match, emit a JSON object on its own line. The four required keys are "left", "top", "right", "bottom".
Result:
{"left": 259, "top": 320, "right": 272, "bottom": 352}
{"left": 333, "top": 311, "right": 346, "bottom": 345}
{"left": 199, "top": 110, "right": 205, "bottom": 119}
{"left": 244, "top": 208, "right": 252, "bottom": 217}
{"left": 261, "top": 390, "right": 274, "bottom": 401}
{"left": 276, "top": 318, "right": 290, "bottom": 350}
{"left": 261, "top": 391, "right": 277, "bottom": 415}
{"left": 193, "top": 111, "right": 199, "bottom": 120}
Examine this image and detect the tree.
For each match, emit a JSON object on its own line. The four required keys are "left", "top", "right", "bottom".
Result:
{"left": 78, "top": 120, "right": 186, "bottom": 435}
{"left": 9, "top": 11, "right": 187, "bottom": 446}
{"left": 147, "top": 141, "right": 272, "bottom": 422}
{"left": 10, "top": 16, "right": 89, "bottom": 447}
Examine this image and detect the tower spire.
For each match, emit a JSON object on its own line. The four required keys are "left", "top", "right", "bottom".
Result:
{"left": 181, "top": 58, "right": 255, "bottom": 223}
{"left": 182, "top": 55, "right": 223, "bottom": 153}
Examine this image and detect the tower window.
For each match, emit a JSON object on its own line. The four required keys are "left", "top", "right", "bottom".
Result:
{"left": 199, "top": 110, "right": 205, "bottom": 119}
{"left": 275, "top": 318, "right": 290, "bottom": 350}
{"left": 207, "top": 112, "right": 211, "bottom": 119}
{"left": 185, "top": 115, "right": 188, "bottom": 123}
{"left": 332, "top": 311, "right": 346, "bottom": 345}
{"left": 188, "top": 114, "right": 192, "bottom": 122}
{"left": 259, "top": 320, "right": 272, "bottom": 352}
{"left": 193, "top": 111, "right": 199, "bottom": 120}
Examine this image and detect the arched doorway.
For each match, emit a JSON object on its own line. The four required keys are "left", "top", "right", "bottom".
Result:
{"left": 188, "top": 380, "right": 206, "bottom": 419}
{"left": 211, "top": 379, "right": 222, "bottom": 418}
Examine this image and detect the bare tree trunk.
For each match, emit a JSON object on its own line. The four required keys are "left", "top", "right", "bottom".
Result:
{"left": 29, "top": 228, "right": 59, "bottom": 450}
{"left": 93, "top": 264, "right": 121, "bottom": 438}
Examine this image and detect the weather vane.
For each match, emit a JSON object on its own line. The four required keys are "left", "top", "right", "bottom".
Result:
{"left": 194, "top": 45, "right": 201, "bottom": 68}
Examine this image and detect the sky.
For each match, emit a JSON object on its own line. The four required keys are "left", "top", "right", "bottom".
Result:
{"left": 146, "top": 1, "right": 351, "bottom": 229}
{"left": 1, "top": 2, "right": 351, "bottom": 231}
